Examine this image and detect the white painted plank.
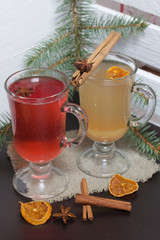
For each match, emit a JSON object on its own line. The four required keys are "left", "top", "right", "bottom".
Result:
{"left": 0, "top": 0, "right": 58, "bottom": 63}
{"left": 110, "top": 0, "right": 160, "bottom": 17}
{"left": 0, "top": 53, "right": 25, "bottom": 115}
{"left": 136, "top": 69, "right": 160, "bottom": 124}
{"left": 93, "top": 4, "right": 160, "bottom": 70}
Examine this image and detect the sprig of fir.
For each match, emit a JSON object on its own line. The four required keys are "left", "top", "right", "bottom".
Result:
{"left": 132, "top": 80, "right": 150, "bottom": 108}
{"left": 24, "top": 0, "right": 148, "bottom": 100}
{"left": 0, "top": 113, "right": 12, "bottom": 149}
{"left": 126, "top": 124, "right": 160, "bottom": 161}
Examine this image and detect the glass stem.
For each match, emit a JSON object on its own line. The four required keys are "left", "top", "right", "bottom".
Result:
{"left": 93, "top": 141, "right": 116, "bottom": 159}
{"left": 29, "top": 162, "right": 52, "bottom": 179}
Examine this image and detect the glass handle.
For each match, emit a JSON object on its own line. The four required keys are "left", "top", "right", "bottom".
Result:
{"left": 62, "top": 102, "right": 88, "bottom": 147}
{"left": 131, "top": 83, "right": 156, "bottom": 127}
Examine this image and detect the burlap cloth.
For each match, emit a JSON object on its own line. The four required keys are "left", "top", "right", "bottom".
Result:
{"left": 7, "top": 131, "right": 160, "bottom": 203}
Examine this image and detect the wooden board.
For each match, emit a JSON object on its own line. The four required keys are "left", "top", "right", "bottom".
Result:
{"left": 93, "top": 4, "right": 160, "bottom": 70}
{"left": 109, "top": 0, "right": 160, "bottom": 16}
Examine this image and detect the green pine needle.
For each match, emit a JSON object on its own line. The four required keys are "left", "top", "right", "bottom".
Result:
{"left": 126, "top": 124, "right": 160, "bottom": 161}
{"left": 132, "top": 80, "right": 150, "bottom": 108}
{"left": 0, "top": 113, "right": 12, "bottom": 150}
{"left": 82, "top": 14, "right": 148, "bottom": 39}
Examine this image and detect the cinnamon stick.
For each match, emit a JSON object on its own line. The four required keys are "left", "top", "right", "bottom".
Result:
{"left": 81, "top": 178, "right": 93, "bottom": 221}
{"left": 87, "top": 30, "right": 116, "bottom": 63}
{"left": 81, "top": 181, "right": 87, "bottom": 221}
{"left": 71, "top": 31, "right": 121, "bottom": 87}
{"left": 72, "top": 30, "right": 116, "bottom": 79}
{"left": 75, "top": 194, "right": 132, "bottom": 212}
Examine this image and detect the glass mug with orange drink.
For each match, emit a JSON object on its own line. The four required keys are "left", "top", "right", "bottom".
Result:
{"left": 77, "top": 52, "right": 156, "bottom": 178}
{"left": 5, "top": 68, "right": 88, "bottom": 199}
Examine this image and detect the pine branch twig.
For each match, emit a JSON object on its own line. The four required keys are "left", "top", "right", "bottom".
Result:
{"left": 0, "top": 113, "right": 12, "bottom": 150}
{"left": 126, "top": 124, "right": 160, "bottom": 161}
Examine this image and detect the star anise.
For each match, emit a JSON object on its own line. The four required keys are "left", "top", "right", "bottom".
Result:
{"left": 74, "top": 58, "right": 93, "bottom": 73}
{"left": 14, "top": 86, "right": 34, "bottom": 97}
{"left": 53, "top": 205, "right": 76, "bottom": 224}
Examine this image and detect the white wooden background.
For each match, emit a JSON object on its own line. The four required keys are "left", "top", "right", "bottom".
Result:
{"left": 0, "top": 0, "right": 160, "bottom": 125}
{"left": 107, "top": 0, "right": 160, "bottom": 17}
{"left": 0, "top": 0, "right": 58, "bottom": 115}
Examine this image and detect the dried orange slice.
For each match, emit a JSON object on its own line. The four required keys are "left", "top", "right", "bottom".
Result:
{"left": 109, "top": 174, "right": 139, "bottom": 197}
{"left": 106, "top": 66, "right": 130, "bottom": 79}
{"left": 19, "top": 201, "right": 52, "bottom": 225}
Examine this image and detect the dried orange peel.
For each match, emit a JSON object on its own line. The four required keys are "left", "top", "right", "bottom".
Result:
{"left": 109, "top": 174, "right": 139, "bottom": 197}
{"left": 19, "top": 201, "right": 52, "bottom": 225}
{"left": 106, "top": 66, "right": 130, "bottom": 79}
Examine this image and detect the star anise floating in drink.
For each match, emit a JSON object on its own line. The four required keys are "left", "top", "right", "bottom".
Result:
{"left": 14, "top": 86, "right": 34, "bottom": 97}
{"left": 53, "top": 205, "right": 76, "bottom": 224}
{"left": 74, "top": 58, "right": 93, "bottom": 73}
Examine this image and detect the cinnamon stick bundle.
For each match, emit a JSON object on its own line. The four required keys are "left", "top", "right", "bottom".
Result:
{"left": 81, "top": 178, "right": 93, "bottom": 221}
{"left": 81, "top": 181, "right": 87, "bottom": 221}
{"left": 71, "top": 30, "right": 121, "bottom": 87}
{"left": 75, "top": 194, "right": 132, "bottom": 212}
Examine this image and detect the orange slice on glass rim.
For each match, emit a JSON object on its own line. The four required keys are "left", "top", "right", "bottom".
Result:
{"left": 19, "top": 201, "right": 52, "bottom": 225}
{"left": 106, "top": 66, "right": 130, "bottom": 79}
{"left": 109, "top": 174, "right": 139, "bottom": 197}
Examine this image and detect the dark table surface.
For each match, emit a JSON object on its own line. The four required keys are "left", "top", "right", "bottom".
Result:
{"left": 0, "top": 116, "right": 160, "bottom": 240}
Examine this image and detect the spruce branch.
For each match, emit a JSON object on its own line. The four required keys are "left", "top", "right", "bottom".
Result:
{"left": 132, "top": 80, "right": 149, "bottom": 107}
{"left": 24, "top": 30, "right": 73, "bottom": 68}
{"left": 132, "top": 90, "right": 149, "bottom": 106}
{"left": 81, "top": 15, "right": 148, "bottom": 39}
{"left": 0, "top": 113, "right": 12, "bottom": 150}
{"left": 126, "top": 124, "right": 160, "bottom": 161}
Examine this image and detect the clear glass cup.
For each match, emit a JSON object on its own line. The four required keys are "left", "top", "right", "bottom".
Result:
{"left": 77, "top": 51, "right": 156, "bottom": 178}
{"left": 5, "top": 68, "right": 88, "bottom": 199}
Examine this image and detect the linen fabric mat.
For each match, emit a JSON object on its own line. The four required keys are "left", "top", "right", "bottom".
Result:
{"left": 7, "top": 131, "right": 160, "bottom": 203}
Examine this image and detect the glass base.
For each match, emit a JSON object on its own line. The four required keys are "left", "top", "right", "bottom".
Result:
{"left": 77, "top": 142, "right": 130, "bottom": 178}
{"left": 13, "top": 162, "right": 68, "bottom": 200}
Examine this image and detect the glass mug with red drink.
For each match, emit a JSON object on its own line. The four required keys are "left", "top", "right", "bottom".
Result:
{"left": 5, "top": 68, "right": 88, "bottom": 199}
